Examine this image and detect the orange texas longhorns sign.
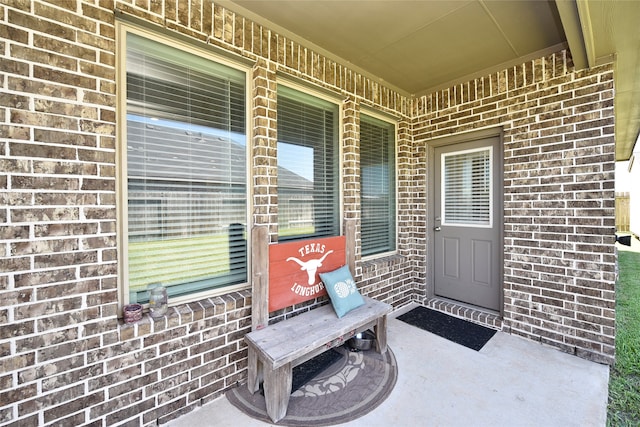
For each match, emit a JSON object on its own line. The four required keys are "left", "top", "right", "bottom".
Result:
{"left": 268, "top": 236, "right": 346, "bottom": 312}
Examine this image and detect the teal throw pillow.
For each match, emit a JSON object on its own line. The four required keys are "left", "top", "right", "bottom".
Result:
{"left": 320, "top": 265, "right": 365, "bottom": 318}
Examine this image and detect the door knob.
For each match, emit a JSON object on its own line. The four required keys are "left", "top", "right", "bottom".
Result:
{"left": 434, "top": 226, "right": 441, "bottom": 231}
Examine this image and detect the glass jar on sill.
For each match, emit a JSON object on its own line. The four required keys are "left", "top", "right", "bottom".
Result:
{"left": 148, "top": 285, "right": 168, "bottom": 318}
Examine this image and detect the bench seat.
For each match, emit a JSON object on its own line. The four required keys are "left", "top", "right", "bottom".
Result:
{"left": 244, "top": 296, "right": 391, "bottom": 422}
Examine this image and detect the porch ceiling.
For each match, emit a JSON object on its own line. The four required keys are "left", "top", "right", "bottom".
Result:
{"left": 223, "top": 0, "right": 640, "bottom": 161}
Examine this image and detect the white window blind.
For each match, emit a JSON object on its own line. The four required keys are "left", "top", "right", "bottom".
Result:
{"left": 442, "top": 147, "right": 492, "bottom": 226}
{"left": 276, "top": 86, "right": 339, "bottom": 240}
{"left": 360, "top": 114, "right": 396, "bottom": 256}
{"left": 125, "top": 32, "right": 247, "bottom": 304}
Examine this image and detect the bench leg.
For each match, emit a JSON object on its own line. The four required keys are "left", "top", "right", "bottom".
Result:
{"left": 375, "top": 314, "right": 388, "bottom": 354}
{"left": 247, "top": 347, "right": 261, "bottom": 394}
{"left": 263, "top": 362, "right": 292, "bottom": 423}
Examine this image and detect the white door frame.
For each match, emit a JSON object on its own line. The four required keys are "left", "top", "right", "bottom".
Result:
{"left": 426, "top": 127, "right": 504, "bottom": 314}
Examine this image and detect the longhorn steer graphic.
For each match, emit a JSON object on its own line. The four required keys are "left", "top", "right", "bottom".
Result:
{"left": 286, "top": 250, "right": 334, "bottom": 285}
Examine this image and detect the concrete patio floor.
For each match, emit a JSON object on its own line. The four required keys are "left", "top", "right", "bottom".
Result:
{"left": 167, "top": 305, "right": 610, "bottom": 427}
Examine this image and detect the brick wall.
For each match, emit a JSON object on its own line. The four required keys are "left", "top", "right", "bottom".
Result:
{"left": 0, "top": 0, "right": 616, "bottom": 425}
{"left": 413, "top": 51, "right": 616, "bottom": 364}
{"left": 0, "top": 1, "right": 413, "bottom": 425}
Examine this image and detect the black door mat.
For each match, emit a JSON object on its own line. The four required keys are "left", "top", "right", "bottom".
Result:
{"left": 292, "top": 348, "right": 343, "bottom": 392}
{"left": 397, "top": 306, "right": 497, "bottom": 351}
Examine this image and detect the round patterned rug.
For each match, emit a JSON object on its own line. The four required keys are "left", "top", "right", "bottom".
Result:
{"left": 226, "top": 346, "right": 397, "bottom": 426}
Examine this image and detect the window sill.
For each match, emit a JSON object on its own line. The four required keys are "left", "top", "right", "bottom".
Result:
{"left": 360, "top": 253, "right": 406, "bottom": 277}
{"left": 117, "top": 289, "right": 251, "bottom": 340}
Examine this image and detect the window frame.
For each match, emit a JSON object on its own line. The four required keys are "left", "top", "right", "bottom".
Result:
{"left": 115, "top": 22, "right": 252, "bottom": 310}
{"left": 359, "top": 110, "right": 398, "bottom": 260}
{"left": 440, "top": 146, "right": 494, "bottom": 228}
{"left": 275, "top": 79, "right": 343, "bottom": 241}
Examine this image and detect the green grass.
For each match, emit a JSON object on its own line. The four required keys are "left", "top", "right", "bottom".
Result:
{"left": 278, "top": 225, "right": 316, "bottom": 237}
{"left": 128, "top": 234, "right": 230, "bottom": 291}
{"left": 128, "top": 226, "right": 315, "bottom": 291}
{"left": 607, "top": 248, "right": 640, "bottom": 426}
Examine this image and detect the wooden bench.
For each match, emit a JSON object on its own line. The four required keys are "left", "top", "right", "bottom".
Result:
{"left": 245, "top": 222, "right": 392, "bottom": 422}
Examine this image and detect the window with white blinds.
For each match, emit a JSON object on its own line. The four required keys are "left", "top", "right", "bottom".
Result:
{"left": 360, "top": 114, "right": 396, "bottom": 256}
{"left": 276, "top": 85, "right": 339, "bottom": 240}
{"left": 124, "top": 32, "right": 247, "bottom": 304}
{"left": 442, "top": 147, "right": 492, "bottom": 226}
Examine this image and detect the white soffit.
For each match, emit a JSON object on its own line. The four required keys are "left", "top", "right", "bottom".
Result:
{"left": 225, "top": 0, "right": 640, "bottom": 160}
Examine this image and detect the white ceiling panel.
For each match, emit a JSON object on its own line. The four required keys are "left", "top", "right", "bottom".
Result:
{"left": 226, "top": 0, "right": 640, "bottom": 160}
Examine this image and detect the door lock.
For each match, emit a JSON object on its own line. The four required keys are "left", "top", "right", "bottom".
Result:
{"left": 433, "top": 226, "right": 441, "bottom": 231}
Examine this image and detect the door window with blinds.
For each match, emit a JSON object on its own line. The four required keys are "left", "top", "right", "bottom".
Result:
{"left": 441, "top": 147, "right": 492, "bottom": 227}
{"left": 276, "top": 85, "right": 339, "bottom": 240}
{"left": 360, "top": 114, "right": 396, "bottom": 256}
{"left": 123, "top": 31, "right": 248, "bottom": 304}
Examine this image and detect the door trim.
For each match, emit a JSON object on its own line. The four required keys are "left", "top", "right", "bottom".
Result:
{"left": 426, "top": 127, "right": 504, "bottom": 315}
